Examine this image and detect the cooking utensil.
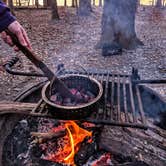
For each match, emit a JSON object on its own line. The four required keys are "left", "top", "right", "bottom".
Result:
{"left": 42, "top": 75, "right": 103, "bottom": 119}
{"left": 5, "top": 29, "right": 76, "bottom": 100}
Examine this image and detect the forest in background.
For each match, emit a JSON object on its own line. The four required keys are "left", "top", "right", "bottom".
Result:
{"left": 4, "top": 0, "right": 166, "bottom": 7}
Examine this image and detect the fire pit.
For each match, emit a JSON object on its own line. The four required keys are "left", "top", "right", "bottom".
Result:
{"left": 1, "top": 59, "right": 166, "bottom": 166}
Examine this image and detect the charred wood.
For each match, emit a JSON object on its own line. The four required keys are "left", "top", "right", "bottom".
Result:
{"left": 30, "top": 158, "right": 63, "bottom": 166}
{"left": 99, "top": 125, "right": 166, "bottom": 166}
{"left": 31, "top": 129, "right": 66, "bottom": 144}
{"left": 74, "top": 137, "right": 97, "bottom": 166}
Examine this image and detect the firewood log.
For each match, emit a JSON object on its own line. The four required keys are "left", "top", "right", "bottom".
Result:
{"left": 0, "top": 101, "right": 36, "bottom": 115}
{"left": 31, "top": 129, "right": 66, "bottom": 144}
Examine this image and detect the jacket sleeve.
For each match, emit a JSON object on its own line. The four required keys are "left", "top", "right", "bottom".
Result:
{"left": 0, "top": 1, "right": 16, "bottom": 32}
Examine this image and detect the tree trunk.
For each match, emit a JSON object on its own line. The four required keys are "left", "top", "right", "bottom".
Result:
{"left": 64, "top": 0, "right": 67, "bottom": 7}
{"left": 71, "top": 0, "right": 75, "bottom": 7}
{"left": 50, "top": 0, "right": 60, "bottom": 20}
{"left": 98, "top": 0, "right": 143, "bottom": 56}
{"left": 151, "top": 0, "right": 154, "bottom": 6}
{"left": 156, "top": 0, "right": 162, "bottom": 8}
{"left": 46, "top": 0, "right": 51, "bottom": 6}
{"left": 31, "top": 0, "right": 34, "bottom": 6}
{"left": 99, "top": 0, "right": 102, "bottom": 6}
{"left": 35, "top": 0, "right": 39, "bottom": 8}
{"left": 28, "top": 0, "right": 30, "bottom": 6}
{"left": 8, "top": 0, "right": 14, "bottom": 10}
{"left": 93, "top": 0, "right": 95, "bottom": 6}
{"left": 75, "top": 0, "right": 78, "bottom": 8}
{"left": 8, "top": 0, "right": 14, "bottom": 14}
{"left": 43, "top": 0, "right": 48, "bottom": 7}
{"left": 78, "top": 0, "right": 92, "bottom": 16}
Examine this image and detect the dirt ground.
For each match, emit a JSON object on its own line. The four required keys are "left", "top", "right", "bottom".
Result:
{"left": 0, "top": 6, "right": 166, "bottom": 101}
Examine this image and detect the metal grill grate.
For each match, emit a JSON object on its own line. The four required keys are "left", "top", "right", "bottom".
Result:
{"left": 60, "top": 68, "right": 147, "bottom": 129}
{"left": 4, "top": 58, "right": 166, "bottom": 129}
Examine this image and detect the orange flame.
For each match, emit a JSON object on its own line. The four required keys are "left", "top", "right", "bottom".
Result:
{"left": 45, "top": 121, "right": 92, "bottom": 166}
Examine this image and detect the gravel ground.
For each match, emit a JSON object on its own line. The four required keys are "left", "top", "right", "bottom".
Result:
{"left": 0, "top": 6, "right": 165, "bottom": 101}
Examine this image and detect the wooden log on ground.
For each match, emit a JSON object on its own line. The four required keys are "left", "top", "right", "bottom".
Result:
{"left": 99, "top": 121, "right": 166, "bottom": 166}
{"left": 0, "top": 101, "right": 36, "bottom": 115}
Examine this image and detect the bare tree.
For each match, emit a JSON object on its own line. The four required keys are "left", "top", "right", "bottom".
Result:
{"left": 71, "top": 0, "right": 75, "bottom": 7}
{"left": 93, "top": 0, "right": 95, "bottom": 6}
{"left": 43, "top": 0, "right": 48, "bottom": 7}
{"left": 151, "top": 0, "right": 154, "bottom": 6}
{"left": 78, "top": 0, "right": 92, "bottom": 16}
{"left": 99, "top": 0, "right": 102, "bottom": 6}
{"left": 75, "top": 0, "right": 78, "bottom": 8}
{"left": 47, "top": 0, "right": 51, "bottom": 6}
{"left": 50, "top": 0, "right": 60, "bottom": 20}
{"left": 98, "top": 0, "right": 143, "bottom": 56}
{"left": 31, "top": 0, "right": 34, "bottom": 6}
{"left": 8, "top": 0, "right": 14, "bottom": 14}
{"left": 35, "top": 0, "right": 39, "bottom": 8}
{"left": 8, "top": 0, "right": 13, "bottom": 9}
{"left": 64, "top": 0, "right": 67, "bottom": 7}
{"left": 156, "top": 0, "right": 162, "bottom": 7}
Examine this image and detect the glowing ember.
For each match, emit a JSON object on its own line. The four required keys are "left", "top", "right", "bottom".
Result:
{"left": 44, "top": 121, "right": 92, "bottom": 165}
{"left": 90, "top": 153, "right": 111, "bottom": 166}
{"left": 50, "top": 88, "right": 95, "bottom": 106}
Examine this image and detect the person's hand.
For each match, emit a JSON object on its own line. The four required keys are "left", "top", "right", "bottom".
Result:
{"left": 1, "top": 20, "right": 31, "bottom": 51}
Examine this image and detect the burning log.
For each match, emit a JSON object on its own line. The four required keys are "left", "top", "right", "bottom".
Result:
{"left": 74, "top": 137, "right": 97, "bottom": 166}
{"left": 31, "top": 129, "right": 66, "bottom": 144}
{"left": 0, "top": 101, "right": 36, "bottom": 115}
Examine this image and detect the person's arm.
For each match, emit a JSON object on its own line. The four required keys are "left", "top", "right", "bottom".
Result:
{"left": 0, "top": 1, "right": 31, "bottom": 50}
{"left": 0, "top": 1, "right": 16, "bottom": 32}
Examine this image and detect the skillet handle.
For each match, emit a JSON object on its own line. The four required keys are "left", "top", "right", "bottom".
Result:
{"left": 5, "top": 30, "right": 77, "bottom": 100}
{"left": 5, "top": 29, "right": 54, "bottom": 81}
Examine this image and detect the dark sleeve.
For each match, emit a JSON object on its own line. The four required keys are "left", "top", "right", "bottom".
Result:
{"left": 0, "top": 1, "right": 16, "bottom": 32}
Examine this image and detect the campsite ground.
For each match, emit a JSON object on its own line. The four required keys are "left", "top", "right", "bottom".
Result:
{"left": 0, "top": 6, "right": 165, "bottom": 101}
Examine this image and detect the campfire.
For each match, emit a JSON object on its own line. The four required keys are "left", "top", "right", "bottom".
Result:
{"left": 2, "top": 116, "right": 113, "bottom": 166}
{"left": 1, "top": 65, "right": 166, "bottom": 166}
{"left": 40, "top": 121, "right": 92, "bottom": 165}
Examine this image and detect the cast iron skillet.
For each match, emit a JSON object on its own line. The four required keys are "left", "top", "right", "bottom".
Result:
{"left": 42, "top": 74, "right": 103, "bottom": 119}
